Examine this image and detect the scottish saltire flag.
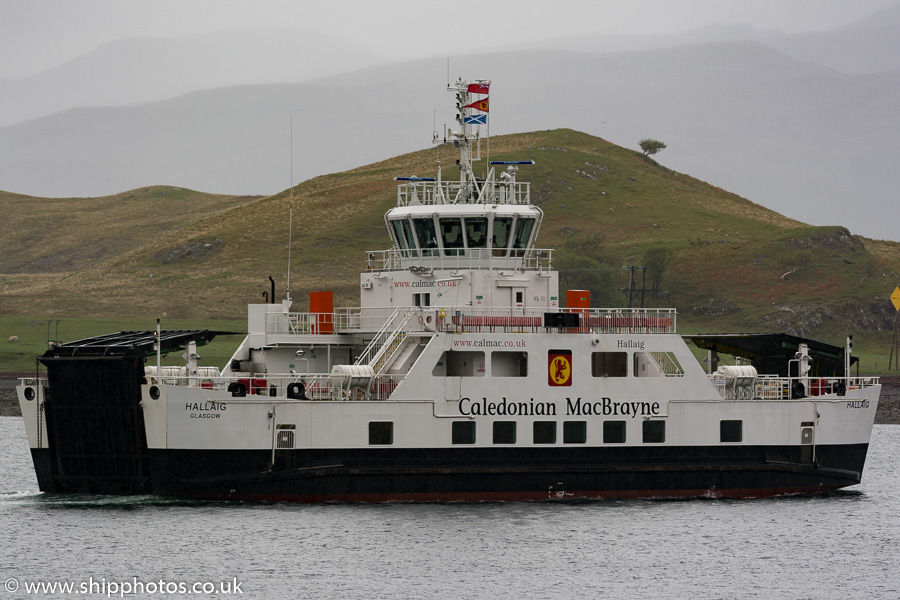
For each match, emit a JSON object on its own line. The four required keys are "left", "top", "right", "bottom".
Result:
{"left": 464, "top": 114, "right": 487, "bottom": 125}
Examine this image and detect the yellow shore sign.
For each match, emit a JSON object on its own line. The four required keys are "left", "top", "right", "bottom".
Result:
{"left": 893, "top": 286, "right": 900, "bottom": 312}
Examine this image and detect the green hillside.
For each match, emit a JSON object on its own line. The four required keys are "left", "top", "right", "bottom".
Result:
{"left": 1, "top": 129, "right": 898, "bottom": 363}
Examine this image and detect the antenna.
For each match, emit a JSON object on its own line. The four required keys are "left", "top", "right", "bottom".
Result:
{"left": 286, "top": 114, "right": 294, "bottom": 301}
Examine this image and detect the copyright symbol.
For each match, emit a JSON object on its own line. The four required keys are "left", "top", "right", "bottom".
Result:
{"left": 5, "top": 577, "right": 19, "bottom": 592}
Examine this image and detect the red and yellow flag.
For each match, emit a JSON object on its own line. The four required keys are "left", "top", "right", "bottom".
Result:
{"left": 548, "top": 350, "right": 572, "bottom": 386}
{"left": 464, "top": 98, "right": 489, "bottom": 113}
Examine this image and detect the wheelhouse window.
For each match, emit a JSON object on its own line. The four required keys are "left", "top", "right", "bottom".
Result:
{"left": 492, "top": 216, "right": 512, "bottom": 256}
{"left": 592, "top": 352, "right": 628, "bottom": 377}
{"left": 563, "top": 421, "right": 587, "bottom": 444}
{"left": 464, "top": 217, "right": 489, "bottom": 249}
{"left": 452, "top": 421, "right": 476, "bottom": 445}
{"left": 390, "top": 219, "right": 418, "bottom": 258}
{"left": 491, "top": 351, "right": 528, "bottom": 377}
{"left": 440, "top": 217, "right": 465, "bottom": 256}
{"left": 493, "top": 421, "right": 516, "bottom": 444}
{"left": 413, "top": 217, "right": 438, "bottom": 256}
{"left": 511, "top": 217, "right": 535, "bottom": 253}
{"left": 720, "top": 420, "right": 743, "bottom": 443}
{"left": 369, "top": 422, "right": 393, "bottom": 445}
{"left": 432, "top": 350, "right": 485, "bottom": 377}
{"left": 642, "top": 420, "right": 665, "bottom": 444}
{"left": 533, "top": 421, "right": 556, "bottom": 444}
{"left": 603, "top": 421, "right": 626, "bottom": 444}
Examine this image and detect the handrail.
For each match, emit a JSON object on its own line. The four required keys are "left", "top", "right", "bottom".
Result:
{"left": 364, "top": 247, "right": 553, "bottom": 272}
{"left": 354, "top": 307, "right": 408, "bottom": 367}
{"left": 265, "top": 306, "right": 679, "bottom": 336}
{"left": 137, "top": 373, "right": 405, "bottom": 402}
{"left": 707, "top": 374, "right": 880, "bottom": 400}
{"left": 396, "top": 180, "right": 531, "bottom": 206}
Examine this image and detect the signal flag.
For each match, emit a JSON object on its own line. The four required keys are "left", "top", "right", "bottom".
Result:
{"left": 464, "top": 98, "right": 489, "bottom": 113}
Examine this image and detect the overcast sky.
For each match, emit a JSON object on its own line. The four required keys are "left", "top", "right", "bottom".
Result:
{"left": 2, "top": 0, "right": 898, "bottom": 77}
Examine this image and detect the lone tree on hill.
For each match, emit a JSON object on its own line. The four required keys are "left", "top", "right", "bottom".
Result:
{"left": 639, "top": 138, "right": 667, "bottom": 157}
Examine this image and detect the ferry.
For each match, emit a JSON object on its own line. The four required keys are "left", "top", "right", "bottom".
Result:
{"left": 16, "top": 79, "right": 881, "bottom": 501}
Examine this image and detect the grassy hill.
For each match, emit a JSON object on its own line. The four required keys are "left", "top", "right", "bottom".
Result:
{"left": 1, "top": 129, "right": 898, "bottom": 365}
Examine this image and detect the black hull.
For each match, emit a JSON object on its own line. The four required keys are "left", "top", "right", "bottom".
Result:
{"left": 32, "top": 443, "right": 868, "bottom": 501}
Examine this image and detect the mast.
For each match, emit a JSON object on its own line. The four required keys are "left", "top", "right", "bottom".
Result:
{"left": 448, "top": 78, "right": 490, "bottom": 203}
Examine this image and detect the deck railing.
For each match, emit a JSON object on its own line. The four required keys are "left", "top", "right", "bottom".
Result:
{"left": 364, "top": 247, "right": 553, "bottom": 272}
{"left": 396, "top": 180, "right": 531, "bottom": 206}
{"left": 135, "top": 372, "right": 406, "bottom": 402}
{"left": 266, "top": 306, "right": 678, "bottom": 336}
{"left": 708, "top": 374, "right": 880, "bottom": 401}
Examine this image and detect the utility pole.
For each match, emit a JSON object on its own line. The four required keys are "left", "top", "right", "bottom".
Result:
{"left": 621, "top": 266, "right": 650, "bottom": 308}
{"left": 891, "top": 287, "right": 900, "bottom": 370}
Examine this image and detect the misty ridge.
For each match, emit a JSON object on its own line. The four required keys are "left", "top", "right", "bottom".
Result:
{"left": 1, "top": 4, "right": 899, "bottom": 241}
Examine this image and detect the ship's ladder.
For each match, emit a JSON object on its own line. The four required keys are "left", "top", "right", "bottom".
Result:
{"left": 355, "top": 308, "right": 425, "bottom": 375}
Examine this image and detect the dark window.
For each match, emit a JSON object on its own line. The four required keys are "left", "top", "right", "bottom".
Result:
{"left": 512, "top": 217, "right": 535, "bottom": 249}
{"left": 533, "top": 421, "right": 556, "bottom": 444}
{"left": 413, "top": 218, "right": 438, "bottom": 256}
{"left": 491, "top": 351, "right": 528, "bottom": 377}
{"left": 452, "top": 421, "right": 476, "bottom": 445}
{"left": 369, "top": 421, "right": 393, "bottom": 445}
{"left": 603, "top": 420, "right": 626, "bottom": 444}
{"left": 720, "top": 420, "right": 743, "bottom": 443}
{"left": 563, "top": 421, "right": 587, "bottom": 444}
{"left": 642, "top": 420, "right": 665, "bottom": 443}
{"left": 492, "top": 216, "right": 512, "bottom": 256}
{"left": 433, "top": 350, "right": 485, "bottom": 377}
{"left": 440, "top": 217, "right": 465, "bottom": 255}
{"left": 592, "top": 352, "right": 628, "bottom": 377}
{"left": 464, "top": 217, "right": 489, "bottom": 249}
{"left": 391, "top": 219, "right": 418, "bottom": 258}
{"left": 493, "top": 421, "right": 516, "bottom": 444}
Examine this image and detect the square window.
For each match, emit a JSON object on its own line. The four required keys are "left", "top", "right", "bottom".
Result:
{"left": 493, "top": 421, "right": 516, "bottom": 444}
{"left": 591, "top": 352, "right": 628, "bottom": 377}
{"left": 533, "top": 421, "right": 556, "bottom": 444}
{"left": 491, "top": 351, "right": 528, "bottom": 377}
{"left": 368, "top": 421, "right": 393, "bottom": 445}
{"left": 720, "top": 420, "right": 743, "bottom": 443}
{"left": 603, "top": 420, "right": 626, "bottom": 444}
{"left": 452, "top": 421, "right": 476, "bottom": 445}
{"left": 642, "top": 420, "right": 665, "bottom": 443}
{"left": 563, "top": 421, "right": 587, "bottom": 444}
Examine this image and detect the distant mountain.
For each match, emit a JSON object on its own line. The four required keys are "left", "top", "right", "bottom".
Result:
{"left": 1, "top": 44, "right": 898, "bottom": 241}
{"left": 0, "top": 27, "right": 382, "bottom": 126}
{"left": 534, "top": 3, "right": 900, "bottom": 74}
{"left": 760, "top": 4, "right": 900, "bottom": 74}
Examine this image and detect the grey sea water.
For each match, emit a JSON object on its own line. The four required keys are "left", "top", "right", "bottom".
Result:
{"left": 1, "top": 417, "right": 898, "bottom": 600}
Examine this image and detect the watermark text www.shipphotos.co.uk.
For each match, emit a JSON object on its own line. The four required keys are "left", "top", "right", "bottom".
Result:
{"left": 4, "top": 576, "right": 243, "bottom": 597}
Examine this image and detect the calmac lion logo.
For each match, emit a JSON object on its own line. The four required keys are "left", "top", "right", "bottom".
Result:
{"left": 549, "top": 354, "right": 572, "bottom": 386}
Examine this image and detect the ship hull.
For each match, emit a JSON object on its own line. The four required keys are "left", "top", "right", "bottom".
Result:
{"left": 35, "top": 442, "right": 859, "bottom": 502}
